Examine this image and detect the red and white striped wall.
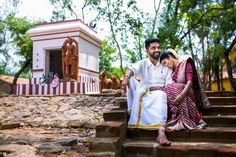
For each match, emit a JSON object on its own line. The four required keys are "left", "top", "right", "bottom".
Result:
{"left": 13, "top": 75, "right": 100, "bottom": 95}
{"left": 79, "top": 75, "right": 98, "bottom": 83}
{"left": 13, "top": 82, "right": 100, "bottom": 95}
{"left": 29, "top": 75, "right": 98, "bottom": 85}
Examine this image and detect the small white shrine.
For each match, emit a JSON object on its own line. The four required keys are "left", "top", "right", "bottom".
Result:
{"left": 13, "top": 19, "right": 102, "bottom": 95}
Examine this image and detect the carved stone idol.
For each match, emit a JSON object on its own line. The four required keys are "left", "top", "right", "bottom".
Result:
{"left": 62, "top": 37, "right": 79, "bottom": 81}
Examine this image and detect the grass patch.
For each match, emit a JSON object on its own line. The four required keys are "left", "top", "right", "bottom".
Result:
{"left": 0, "top": 92, "right": 9, "bottom": 97}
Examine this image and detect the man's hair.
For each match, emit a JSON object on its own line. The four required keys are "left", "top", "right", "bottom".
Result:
{"left": 145, "top": 38, "right": 160, "bottom": 50}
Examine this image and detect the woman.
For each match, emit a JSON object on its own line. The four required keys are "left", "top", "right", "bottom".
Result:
{"left": 160, "top": 49, "right": 210, "bottom": 131}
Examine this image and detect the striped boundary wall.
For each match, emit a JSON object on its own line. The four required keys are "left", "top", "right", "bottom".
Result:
{"left": 13, "top": 75, "right": 100, "bottom": 95}
{"left": 29, "top": 75, "right": 97, "bottom": 84}
{"left": 13, "top": 82, "right": 100, "bottom": 95}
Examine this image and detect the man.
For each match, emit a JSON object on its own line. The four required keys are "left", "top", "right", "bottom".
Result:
{"left": 122, "top": 38, "right": 173, "bottom": 146}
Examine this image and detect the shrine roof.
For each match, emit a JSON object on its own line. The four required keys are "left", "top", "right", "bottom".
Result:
{"left": 27, "top": 19, "right": 102, "bottom": 43}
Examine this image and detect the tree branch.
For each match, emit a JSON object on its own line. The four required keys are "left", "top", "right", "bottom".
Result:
{"left": 225, "top": 36, "right": 236, "bottom": 55}
{"left": 12, "top": 58, "right": 31, "bottom": 93}
{"left": 151, "top": 0, "right": 162, "bottom": 37}
{"left": 179, "top": 7, "right": 226, "bottom": 42}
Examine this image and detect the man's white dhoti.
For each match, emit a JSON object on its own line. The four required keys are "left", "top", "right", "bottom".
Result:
{"left": 127, "top": 77, "right": 167, "bottom": 129}
{"left": 126, "top": 58, "right": 173, "bottom": 130}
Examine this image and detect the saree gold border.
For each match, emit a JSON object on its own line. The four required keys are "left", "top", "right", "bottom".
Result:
{"left": 135, "top": 90, "right": 148, "bottom": 128}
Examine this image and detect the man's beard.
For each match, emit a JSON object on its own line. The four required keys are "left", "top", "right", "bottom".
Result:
{"left": 150, "top": 52, "right": 160, "bottom": 60}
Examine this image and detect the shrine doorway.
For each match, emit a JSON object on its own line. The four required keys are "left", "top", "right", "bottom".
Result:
{"left": 45, "top": 50, "right": 63, "bottom": 79}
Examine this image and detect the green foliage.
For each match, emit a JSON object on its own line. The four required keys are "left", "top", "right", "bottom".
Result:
{"left": 49, "top": 0, "right": 102, "bottom": 22}
{"left": 158, "top": 0, "right": 236, "bottom": 89}
{"left": 91, "top": 0, "right": 150, "bottom": 73}
{"left": 123, "top": 14, "right": 146, "bottom": 60}
{"left": 48, "top": 0, "right": 160, "bottom": 71}
{"left": 0, "top": 22, "right": 5, "bottom": 46}
{"left": 99, "top": 41, "right": 117, "bottom": 72}
{"left": 111, "top": 67, "right": 127, "bottom": 79}
{"left": 124, "top": 49, "right": 139, "bottom": 63}
{"left": 0, "top": 18, "right": 9, "bottom": 73}
{"left": 157, "top": 0, "right": 183, "bottom": 49}
{"left": 5, "top": 15, "right": 35, "bottom": 59}
{"left": 0, "top": 15, "right": 37, "bottom": 77}
{"left": 158, "top": 18, "right": 182, "bottom": 49}
{"left": 49, "top": 0, "right": 77, "bottom": 21}
{"left": 1, "top": 0, "right": 235, "bottom": 88}
{"left": 209, "top": 43, "right": 225, "bottom": 60}
{"left": 0, "top": 92, "right": 9, "bottom": 97}
{"left": 158, "top": 0, "right": 235, "bottom": 58}
{"left": 51, "top": 10, "right": 66, "bottom": 21}
{"left": 99, "top": 40, "right": 130, "bottom": 79}
{"left": 87, "top": 0, "right": 101, "bottom": 6}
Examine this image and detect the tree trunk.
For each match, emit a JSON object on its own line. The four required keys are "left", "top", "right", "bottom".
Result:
{"left": 224, "top": 36, "right": 236, "bottom": 91}
{"left": 201, "top": 37, "right": 207, "bottom": 89}
{"left": 188, "top": 31, "right": 195, "bottom": 62}
{"left": 150, "top": 0, "right": 162, "bottom": 37}
{"left": 82, "top": 0, "right": 88, "bottom": 22}
{"left": 106, "top": 0, "right": 124, "bottom": 74}
{"left": 138, "top": 35, "right": 142, "bottom": 60}
{"left": 11, "top": 58, "right": 31, "bottom": 94}
{"left": 215, "top": 57, "right": 220, "bottom": 91}
{"left": 220, "top": 65, "right": 224, "bottom": 90}
{"left": 224, "top": 53, "right": 236, "bottom": 91}
{"left": 207, "top": 36, "right": 211, "bottom": 90}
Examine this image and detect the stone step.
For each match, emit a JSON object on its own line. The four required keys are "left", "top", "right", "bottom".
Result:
{"left": 203, "top": 115, "right": 236, "bottom": 127}
{"left": 113, "top": 93, "right": 236, "bottom": 106}
{"left": 113, "top": 95, "right": 236, "bottom": 107}
{"left": 208, "top": 97, "right": 236, "bottom": 105}
{"left": 86, "top": 151, "right": 116, "bottom": 157}
{"left": 0, "top": 122, "right": 21, "bottom": 130}
{"left": 96, "top": 121, "right": 126, "bottom": 138}
{"left": 115, "top": 97, "right": 127, "bottom": 109}
{"left": 204, "top": 105, "right": 236, "bottom": 115}
{"left": 0, "top": 127, "right": 91, "bottom": 156}
{"left": 88, "top": 137, "right": 121, "bottom": 153}
{"left": 0, "top": 144, "right": 36, "bottom": 157}
{"left": 205, "top": 91, "right": 236, "bottom": 97}
{"left": 103, "top": 110, "right": 128, "bottom": 122}
{"left": 123, "top": 140, "right": 236, "bottom": 157}
{"left": 127, "top": 127, "right": 236, "bottom": 143}
{"left": 89, "top": 92, "right": 121, "bottom": 97}
{"left": 0, "top": 128, "right": 81, "bottom": 144}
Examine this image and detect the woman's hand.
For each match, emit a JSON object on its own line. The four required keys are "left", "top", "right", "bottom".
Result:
{"left": 173, "top": 94, "right": 184, "bottom": 105}
{"left": 173, "top": 80, "right": 192, "bottom": 105}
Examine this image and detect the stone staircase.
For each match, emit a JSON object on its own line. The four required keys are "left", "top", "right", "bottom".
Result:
{"left": 87, "top": 91, "right": 236, "bottom": 157}
{"left": 87, "top": 98, "right": 128, "bottom": 157}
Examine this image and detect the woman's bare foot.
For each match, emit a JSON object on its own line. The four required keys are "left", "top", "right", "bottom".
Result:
{"left": 167, "top": 126, "right": 177, "bottom": 132}
{"left": 167, "top": 122, "right": 185, "bottom": 131}
{"left": 157, "top": 129, "right": 171, "bottom": 146}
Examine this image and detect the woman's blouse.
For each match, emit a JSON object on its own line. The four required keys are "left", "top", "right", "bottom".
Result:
{"left": 172, "top": 61, "right": 193, "bottom": 83}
